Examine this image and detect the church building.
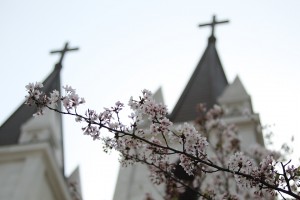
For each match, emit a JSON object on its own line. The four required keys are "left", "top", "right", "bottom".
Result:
{"left": 0, "top": 43, "right": 81, "bottom": 200}
{"left": 113, "top": 16, "right": 264, "bottom": 200}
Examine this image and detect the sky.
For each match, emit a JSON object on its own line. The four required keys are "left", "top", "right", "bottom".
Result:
{"left": 1, "top": 1, "right": 300, "bottom": 199}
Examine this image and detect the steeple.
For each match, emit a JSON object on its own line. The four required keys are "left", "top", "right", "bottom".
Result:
{"left": 0, "top": 42, "right": 78, "bottom": 173}
{"left": 169, "top": 16, "right": 229, "bottom": 123}
{"left": 0, "top": 64, "right": 61, "bottom": 145}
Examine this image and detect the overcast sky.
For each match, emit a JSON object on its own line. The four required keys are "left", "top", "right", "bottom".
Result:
{"left": 1, "top": 1, "right": 300, "bottom": 199}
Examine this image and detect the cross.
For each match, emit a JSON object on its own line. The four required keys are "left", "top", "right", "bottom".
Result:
{"left": 50, "top": 42, "right": 79, "bottom": 69}
{"left": 199, "top": 15, "right": 229, "bottom": 37}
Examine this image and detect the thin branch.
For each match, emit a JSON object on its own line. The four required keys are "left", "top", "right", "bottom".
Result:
{"left": 281, "top": 161, "right": 292, "bottom": 192}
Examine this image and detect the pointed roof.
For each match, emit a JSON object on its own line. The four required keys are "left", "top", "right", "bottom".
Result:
{"left": 218, "top": 76, "right": 254, "bottom": 115}
{"left": 169, "top": 35, "right": 228, "bottom": 123}
{"left": 0, "top": 66, "right": 62, "bottom": 145}
{"left": 153, "top": 87, "right": 165, "bottom": 104}
{"left": 0, "top": 42, "right": 78, "bottom": 146}
{"left": 218, "top": 76, "right": 250, "bottom": 103}
{"left": 68, "top": 166, "right": 82, "bottom": 199}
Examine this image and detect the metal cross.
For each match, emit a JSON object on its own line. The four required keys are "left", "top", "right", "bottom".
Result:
{"left": 199, "top": 15, "right": 229, "bottom": 37}
{"left": 50, "top": 42, "right": 79, "bottom": 69}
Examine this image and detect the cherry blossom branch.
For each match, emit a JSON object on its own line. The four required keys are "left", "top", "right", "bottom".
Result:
{"left": 24, "top": 82, "right": 300, "bottom": 199}
{"left": 46, "top": 106, "right": 300, "bottom": 198}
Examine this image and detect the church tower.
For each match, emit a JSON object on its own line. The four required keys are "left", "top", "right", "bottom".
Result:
{"left": 113, "top": 16, "right": 264, "bottom": 200}
{"left": 169, "top": 15, "right": 228, "bottom": 123}
{"left": 0, "top": 43, "right": 81, "bottom": 200}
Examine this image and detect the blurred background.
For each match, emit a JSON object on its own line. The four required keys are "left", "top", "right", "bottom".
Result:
{"left": 0, "top": 1, "right": 299, "bottom": 199}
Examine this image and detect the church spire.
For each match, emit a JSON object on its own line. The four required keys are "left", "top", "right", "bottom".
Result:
{"left": 0, "top": 42, "right": 78, "bottom": 174}
{"left": 169, "top": 16, "right": 229, "bottom": 123}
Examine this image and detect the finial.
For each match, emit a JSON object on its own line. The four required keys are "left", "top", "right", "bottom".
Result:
{"left": 199, "top": 15, "right": 229, "bottom": 39}
{"left": 50, "top": 42, "right": 79, "bottom": 70}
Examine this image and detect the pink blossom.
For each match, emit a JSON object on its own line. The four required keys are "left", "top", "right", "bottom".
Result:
{"left": 48, "top": 90, "right": 60, "bottom": 106}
